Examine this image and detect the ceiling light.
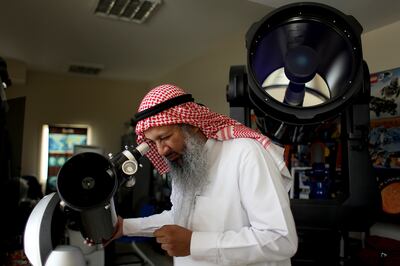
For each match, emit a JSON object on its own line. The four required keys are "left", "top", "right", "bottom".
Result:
{"left": 94, "top": 0, "right": 162, "bottom": 24}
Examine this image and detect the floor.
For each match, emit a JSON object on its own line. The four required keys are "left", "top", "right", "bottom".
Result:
{"left": 112, "top": 240, "right": 173, "bottom": 266}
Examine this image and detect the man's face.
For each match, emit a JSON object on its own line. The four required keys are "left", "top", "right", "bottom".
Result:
{"left": 144, "top": 125, "right": 188, "bottom": 162}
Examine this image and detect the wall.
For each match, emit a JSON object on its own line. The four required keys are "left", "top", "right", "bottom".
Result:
{"left": 6, "top": 71, "right": 150, "bottom": 183}
{"left": 153, "top": 32, "right": 248, "bottom": 116}
{"left": 4, "top": 30, "right": 250, "bottom": 188}
{"left": 362, "top": 20, "right": 400, "bottom": 73}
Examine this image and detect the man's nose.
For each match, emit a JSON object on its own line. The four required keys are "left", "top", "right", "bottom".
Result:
{"left": 156, "top": 142, "right": 170, "bottom": 156}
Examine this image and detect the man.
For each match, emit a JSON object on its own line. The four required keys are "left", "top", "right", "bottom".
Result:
{"left": 109, "top": 84, "right": 297, "bottom": 265}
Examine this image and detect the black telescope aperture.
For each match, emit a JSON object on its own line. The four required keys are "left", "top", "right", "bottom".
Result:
{"left": 57, "top": 152, "right": 117, "bottom": 211}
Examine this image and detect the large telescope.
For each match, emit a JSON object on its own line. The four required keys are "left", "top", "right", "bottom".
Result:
{"left": 227, "top": 2, "right": 380, "bottom": 265}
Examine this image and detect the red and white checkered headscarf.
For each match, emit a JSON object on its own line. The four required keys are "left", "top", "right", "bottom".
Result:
{"left": 135, "top": 84, "right": 292, "bottom": 190}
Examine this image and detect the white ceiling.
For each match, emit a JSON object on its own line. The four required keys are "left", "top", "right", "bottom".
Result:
{"left": 1, "top": 0, "right": 400, "bottom": 82}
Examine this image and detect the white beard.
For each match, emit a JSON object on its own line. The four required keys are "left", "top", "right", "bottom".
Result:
{"left": 166, "top": 129, "right": 208, "bottom": 227}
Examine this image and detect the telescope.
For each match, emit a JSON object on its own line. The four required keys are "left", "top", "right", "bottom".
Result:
{"left": 227, "top": 2, "right": 380, "bottom": 265}
{"left": 24, "top": 142, "right": 149, "bottom": 265}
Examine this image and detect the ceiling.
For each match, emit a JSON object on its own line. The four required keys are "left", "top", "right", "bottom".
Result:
{"left": 1, "top": 0, "right": 400, "bottom": 82}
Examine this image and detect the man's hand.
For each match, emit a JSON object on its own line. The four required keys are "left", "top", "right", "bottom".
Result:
{"left": 153, "top": 225, "right": 192, "bottom": 257}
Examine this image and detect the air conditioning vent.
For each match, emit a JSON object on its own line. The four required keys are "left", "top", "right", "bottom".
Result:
{"left": 94, "top": 0, "right": 162, "bottom": 24}
{"left": 68, "top": 64, "right": 103, "bottom": 75}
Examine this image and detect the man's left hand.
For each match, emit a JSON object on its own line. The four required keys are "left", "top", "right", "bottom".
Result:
{"left": 153, "top": 224, "right": 192, "bottom": 257}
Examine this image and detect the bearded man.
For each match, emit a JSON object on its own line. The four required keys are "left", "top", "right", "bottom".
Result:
{"left": 106, "top": 84, "right": 298, "bottom": 266}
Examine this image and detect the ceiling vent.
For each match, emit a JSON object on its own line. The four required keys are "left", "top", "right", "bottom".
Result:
{"left": 68, "top": 64, "right": 103, "bottom": 75}
{"left": 94, "top": 0, "right": 162, "bottom": 24}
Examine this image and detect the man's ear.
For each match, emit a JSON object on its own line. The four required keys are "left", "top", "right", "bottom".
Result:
{"left": 182, "top": 124, "right": 205, "bottom": 138}
{"left": 191, "top": 126, "right": 200, "bottom": 133}
{"left": 191, "top": 126, "right": 207, "bottom": 141}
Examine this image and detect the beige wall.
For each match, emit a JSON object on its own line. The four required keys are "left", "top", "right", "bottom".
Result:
{"left": 7, "top": 71, "right": 150, "bottom": 182}
{"left": 362, "top": 20, "right": 400, "bottom": 73}
{"left": 153, "top": 32, "right": 248, "bottom": 116}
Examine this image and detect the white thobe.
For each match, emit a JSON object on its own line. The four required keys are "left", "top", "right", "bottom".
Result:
{"left": 123, "top": 138, "right": 298, "bottom": 266}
